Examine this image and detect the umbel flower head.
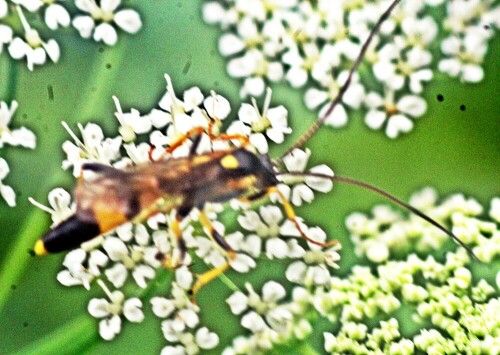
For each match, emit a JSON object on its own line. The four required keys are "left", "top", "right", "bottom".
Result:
{"left": 203, "top": 0, "right": 499, "bottom": 138}
{"left": 32, "top": 74, "right": 340, "bottom": 352}
{"left": 31, "top": 74, "right": 499, "bottom": 353}
{"left": 1, "top": 0, "right": 142, "bottom": 70}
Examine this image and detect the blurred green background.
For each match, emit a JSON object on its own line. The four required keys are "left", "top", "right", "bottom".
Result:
{"left": 0, "top": 1, "right": 498, "bottom": 354}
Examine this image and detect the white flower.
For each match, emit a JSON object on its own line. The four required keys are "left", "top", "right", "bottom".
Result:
{"left": 364, "top": 90, "right": 427, "bottom": 138}
{"left": 61, "top": 121, "right": 122, "bottom": 177}
{"left": 279, "top": 148, "right": 334, "bottom": 206}
{"left": 490, "top": 198, "right": 500, "bottom": 224}
{"left": 102, "top": 234, "right": 156, "bottom": 289}
{"left": 73, "top": 0, "right": 142, "bottom": 46}
{"left": 0, "top": 0, "right": 9, "bottom": 18}
{"left": 438, "top": 33, "right": 487, "bottom": 83}
{"left": 29, "top": 188, "right": 75, "bottom": 225}
{"left": 305, "top": 71, "right": 365, "bottom": 127}
{"left": 235, "top": 205, "right": 292, "bottom": 259}
{"left": 57, "top": 248, "right": 108, "bottom": 289}
{"left": 0, "top": 158, "right": 15, "bottom": 207}
{"left": 89, "top": 280, "right": 144, "bottom": 340}
{"left": 195, "top": 327, "right": 219, "bottom": 350}
{"left": 0, "top": 24, "right": 13, "bottom": 52}
{"left": 228, "top": 88, "right": 291, "bottom": 154}
{"left": 8, "top": 6, "right": 60, "bottom": 70}
{"left": 112, "top": 96, "right": 153, "bottom": 142}
{"left": 0, "top": 100, "right": 36, "bottom": 149}
{"left": 228, "top": 281, "right": 293, "bottom": 334}
{"left": 373, "top": 43, "right": 433, "bottom": 94}
{"left": 44, "top": 2, "right": 71, "bottom": 30}
{"left": 286, "top": 228, "right": 341, "bottom": 286}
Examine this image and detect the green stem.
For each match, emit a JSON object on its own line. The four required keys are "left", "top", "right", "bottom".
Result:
{"left": 12, "top": 315, "right": 96, "bottom": 355}
{"left": 0, "top": 171, "right": 66, "bottom": 311}
{"left": 0, "top": 53, "right": 18, "bottom": 101}
{"left": 218, "top": 272, "right": 240, "bottom": 292}
{"left": 16, "top": 269, "right": 174, "bottom": 355}
{"left": 76, "top": 44, "right": 127, "bottom": 121}
{"left": 0, "top": 38, "right": 129, "bottom": 312}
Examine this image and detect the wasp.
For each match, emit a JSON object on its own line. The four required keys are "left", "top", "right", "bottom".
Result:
{"left": 33, "top": 0, "right": 477, "bottom": 296}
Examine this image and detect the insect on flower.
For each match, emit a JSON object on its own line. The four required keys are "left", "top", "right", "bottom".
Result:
{"left": 33, "top": 0, "right": 478, "bottom": 297}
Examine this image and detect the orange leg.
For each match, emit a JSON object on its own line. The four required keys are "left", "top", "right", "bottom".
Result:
{"left": 150, "top": 116, "right": 251, "bottom": 161}
{"left": 190, "top": 210, "right": 236, "bottom": 297}
{"left": 268, "top": 187, "right": 338, "bottom": 248}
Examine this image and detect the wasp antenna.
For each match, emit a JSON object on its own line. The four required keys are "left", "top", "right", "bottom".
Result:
{"left": 276, "top": 171, "right": 480, "bottom": 261}
{"left": 277, "top": 0, "right": 402, "bottom": 164}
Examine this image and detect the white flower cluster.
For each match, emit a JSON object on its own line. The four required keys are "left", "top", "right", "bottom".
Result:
{"left": 346, "top": 187, "right": 500, "bottom": 263}
{"left": 223, "top": 281, "right": 314, "bottom": 354}
{"left": 0, "top": 100, "right": 35, "bottom": 206}
{"left": 203, "top": 0, "right": 499, "bottom": 138}
{"left": 0, "top": 0, "right": 142, "bottom": 70}
{"left": 226, "top": 244, "right": 499, "bottom": 354}
{"left": 33, "top": 75, "right": 338, "bottom": 351}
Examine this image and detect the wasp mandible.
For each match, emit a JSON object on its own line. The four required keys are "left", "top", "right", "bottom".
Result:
{"left": 34, "top": 0, "right": 477, "bottom": 296}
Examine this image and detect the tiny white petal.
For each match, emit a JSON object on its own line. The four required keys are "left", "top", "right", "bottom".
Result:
{"left": 262, "top": 281, "right": 286, "bottom": 302}
{"left": 124, "top": 298, "right": 144, "bottom": 322}
{"left": 196, "top": 327, "right": 219, "bottom": 349}
{"left": 99, "top": 315, "right": 121, "bottom": 341}
{"left": 114, "top": 9, "right": 142, "bottom": 34}
{"left": 88, "top": 298, "right": 110, "bottom": 318}
{"left": 93, "top": 23, "right": 118, "bottom": 46}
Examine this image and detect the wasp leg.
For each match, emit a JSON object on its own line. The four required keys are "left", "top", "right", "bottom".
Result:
{"left": 190, "top": 210, "right": 236, "bottom": 297}
{"left": 268, "top": 187, "right": 338, "bottom": 248}
{"left": 159, "top": 206, "right": 192, "bottom": 269}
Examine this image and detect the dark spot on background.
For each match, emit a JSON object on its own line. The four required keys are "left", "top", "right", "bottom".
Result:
{"left": 460, "top": 104, "right": 466, "bottom": 111}
{"left": 11, "top": 285, "right": 16, "bottom": 290}
{"left": 182, "top": 58, "right": 192, "bottom": 75}
{"left": 437, "top": 94, "right": 444, "bottom": 102}
{"left": 28, "top": 249, "right": 36, "bottom": 257}
{"left": 91, "top": 87, "right": 97, "bottom": 92}
{"left": 106, "top": 63, "right": 112, "bottom": 69}
{"left": 47, "top": 85, "right": 54, "bottom": 101}
{"left": 484, "top": 24, "right": 490, "bottom": 30}
{"left": 98, "top": 47, "right": 105, "bottom": 53}
{"left": 22, "top": 113, "right": 28, "bottom": 119}
{"left": 23, "top": 321, "right": 29, "bottom": 328}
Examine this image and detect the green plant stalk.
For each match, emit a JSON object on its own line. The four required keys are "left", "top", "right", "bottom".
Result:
{"left": 0, "top": 171, "right": 65, "bottom": 311}
{"left": 15, "top": 269, "right": 173, "bottom": 355}
{"left": 0, "top": 41, "right": 128, "bottom": 312}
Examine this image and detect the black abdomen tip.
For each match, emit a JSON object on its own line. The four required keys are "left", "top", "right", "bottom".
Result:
{"left": 42, "top": 215, "right": 100, "bottom": 253}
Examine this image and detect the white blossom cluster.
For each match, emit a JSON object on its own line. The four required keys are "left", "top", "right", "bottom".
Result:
{"left": 225, "top": 233, "right": 499, "bottom": 354}
{"left": 203, "top": 0, "right": 499, "bottom": 138}
{"left": 0, "top": 100, "right": 36, "bottom": 206}
{"left": 346, "top": 187, "right": 500, "bottom": 263}
{"left": 0, "top": 0, "right": 142, "bottom": 70}
{"left": 32, "top": 75, "right": 499, "bottom": 353}
{"left": 32, "top": 75, "right": 339, "bottom": 352}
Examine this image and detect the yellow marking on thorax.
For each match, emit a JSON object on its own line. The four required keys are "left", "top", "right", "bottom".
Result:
{"left": 191, "top": 155, "right": 212, "bottom": 166}
{"left": 221, "top": 154, "right": 239, "bottom": 169}
{"left": 227, "top": 175, "right": 257, "bottom": 190}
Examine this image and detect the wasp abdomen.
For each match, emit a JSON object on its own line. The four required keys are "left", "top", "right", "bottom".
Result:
{"left": 35, "top": 215, "right": 100, "bottom": 255}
